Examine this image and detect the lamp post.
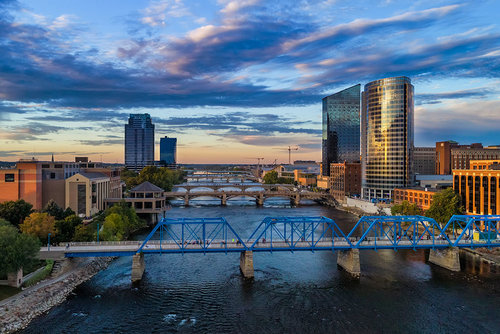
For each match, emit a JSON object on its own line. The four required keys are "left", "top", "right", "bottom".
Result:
{"left": 97, "top": 223, "right": 100, "bottom": 243}
{"left": 48, "top": 233, "right": 51, "bottom": 251}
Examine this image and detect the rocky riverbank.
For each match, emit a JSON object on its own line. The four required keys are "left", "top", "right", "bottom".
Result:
{"left": 0, "top": 257, "right": 113, "bottom": 334}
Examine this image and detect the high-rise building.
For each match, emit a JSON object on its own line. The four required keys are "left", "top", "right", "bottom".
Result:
{"left": 160, "top": 136, "right": 177, "bottom": 165}
{"left": 321, "top": 84, "right": 361, "bottom": 176}
{"left": 414, "top": 147, "right": 436, "bottom": 175}
{"left": 125, "top": 114, "right": 155, "bottom": 172}
{"left": 361, "top": 76, "right": 414, "bottom": 199}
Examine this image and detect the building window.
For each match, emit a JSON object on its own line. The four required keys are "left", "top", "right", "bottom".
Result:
{"left": 42, "top": 164, "right": 50, "bottom": 168}
{"left": 55, "top": 164, "right": 63, "bottom": 168}
{"left": 5, "top": 174, "right": 15, "bottom": 182}
{"left": 50, "top": 172, "right": 56, "bottom": 179}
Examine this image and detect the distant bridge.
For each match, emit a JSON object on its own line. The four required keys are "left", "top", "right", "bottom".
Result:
{"left": 173, "top": 183, "right": 294, "bottom": 193}
{"left": 186, "top": 174, "right": 259, "bottom": 182}
{"left": 165, "top": 189, "right": 330, "bottom": 206}
{"left": 38, "top": 215, "right": 500, "bottom": 281}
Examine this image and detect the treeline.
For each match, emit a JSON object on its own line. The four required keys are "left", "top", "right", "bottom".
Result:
{"left": 121, "top": 166, "right": 185, "bottom": 191}
{"left": 263, "top": 171, "right": 295, "bottom": 185}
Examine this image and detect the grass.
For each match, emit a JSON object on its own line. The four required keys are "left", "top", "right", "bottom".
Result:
{"left": 0, "top": 286, "right": 21, "bottom": 301}
{"left": 23, "top": 260, "right": 54, "bottom": 288}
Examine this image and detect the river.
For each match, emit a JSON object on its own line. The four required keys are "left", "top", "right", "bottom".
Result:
{"left": 21, "top": 198, "right": 500, "bottom": 333}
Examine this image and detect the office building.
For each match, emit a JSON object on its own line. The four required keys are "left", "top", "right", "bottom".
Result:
{"left": 160, "top": 136, "right": 177, "bottom": 165}
{"left": 125, "top": 114, "right": 155, "bottom": 172}
{"left": 330, "top": 162, "right": 361, "bottom": 201}
{"left": 65, "top": 172, "right": 110, "bottom": 217}
{"left": 453, "top": 160, "right": 500, "bottom": 215}
{"left": 414, "top": 147, "right": 435, "bottom": 175}
{"left": 361, "top": 76, "right": 414, "bottom": 199}
{"left": 436, "top": 141, "right": 500, "bottom": 174}
{"left": 322, "top": 84, "right": 361, "bottom": 176}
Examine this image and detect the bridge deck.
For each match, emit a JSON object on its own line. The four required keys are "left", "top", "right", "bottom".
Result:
{"left": 39, "top": 238, "right": 500, "bottom": 258}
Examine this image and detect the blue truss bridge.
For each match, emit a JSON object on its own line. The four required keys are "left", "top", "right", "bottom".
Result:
{"left": 39, "top": 215, "right": 500, "bottom": 280}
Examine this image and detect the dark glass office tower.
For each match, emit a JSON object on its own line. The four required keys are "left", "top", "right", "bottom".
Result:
{"left": 361, "top": 76, "right": 414, "bottom": 199}
{"left": 125, "top": 114, "right": 155, "bottom": 172}
{"left": 322, "top": 84, "right": 361, "bottom": 176}
{"left": 160, "top": 136, "right": 177, "bottom": 165}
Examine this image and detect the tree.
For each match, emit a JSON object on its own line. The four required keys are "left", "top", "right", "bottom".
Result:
{"left": 42, "top": 200, "right": 65, "bottom": 220}
{"left": 263, "top": 171, "right": 279, "bottom": 184}
{"left": 19, "top": 212, "right": 56, "bottom": 243}
{"left": 391, "top": 200, "right": 423, "bottom": 216}
{"left": 100, "top": 213, "right": 126, "bottom": 241}
{"left": 101, "top": 201, "right": 145, "bottom": 240}
{"left": 0, "top": 199, "right": 33, "bottom": 227}
{"left": 425, "top": 188, "right": 465, "bottom": 226}
{"left": 73, "top": 224, "right": 95, "bottom": 242}
{"left": 122, "top": 166, "right": 184, "bottom": 191}
{"left": 0, "top": 221, "right": 40, "bottom": 276}
{"left": 54, "top": 215, "right": 82, "bottom": 243}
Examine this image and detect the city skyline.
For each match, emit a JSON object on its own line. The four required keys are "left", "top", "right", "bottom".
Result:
{"left": 1, "top": 0, "right": 500, "bottom": 163}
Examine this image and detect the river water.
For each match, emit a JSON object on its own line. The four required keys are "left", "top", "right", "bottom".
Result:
{"left": 22, "top": 198, "right": 500, "bottom": 333}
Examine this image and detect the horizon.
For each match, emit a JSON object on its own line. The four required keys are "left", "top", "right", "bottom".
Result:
{"left": 1, "top": 0, "right": 500, "bottom": 163}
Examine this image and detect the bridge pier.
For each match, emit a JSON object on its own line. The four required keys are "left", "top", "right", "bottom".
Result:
{"left": 290, "top": 194, "right": 300, "bottom": 206}
{"left": 428, "top": 248, "right": 460, "bottom": 272}
{"left": 256, "top": 193, "right": 264, "bottom": 206}
{"left": 184, "top": 194, "right": 189, "bottom": 206}
{"left": 131, "top": 253, "right": 145, "bottom": 283}
{"left": 240, "top": 251, "right": 254, "bottom": 278}
{"left": 337, "top": 249, "right": 361, "bottom": 278}
{"left": 221, "top": 193, "right": 227, "bottom": 206}
{"left": 7, "top": 268, "right": 23, "bottom": 288}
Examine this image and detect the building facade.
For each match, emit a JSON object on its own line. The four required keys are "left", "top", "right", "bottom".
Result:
{"left": 361, "top": 76, "right": 414, "bottom": 199}
{"left": 65, "top": 172, "right": 110, "bottom": 217}
{"left": 160, "top": 136, "right": 177, "bottom": 165}
{"left": 453, "top": 160, "right": 500, "bottom": 215}
{"left": 0, "top": 159, "right": 42, "bottom": 210}
{"left": 393, "top": 188, "right": 437, "bottom": 211}
{"left": 436, "top": 141, "right": 500, "bottom": 174}
{"left": 330, "top": 162, "right": 361, "bottom": 201}
{"left": 414, "top": 147, "right": 435, "bottom": 175}
{"left": 125, "top": 114, "right": 155, "bottom": 172}
{"left": 322, "top": 84, "right": 361, "bottom": 176}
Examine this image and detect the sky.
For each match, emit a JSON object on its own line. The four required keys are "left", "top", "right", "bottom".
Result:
{"left": 0, "top": 0, "right": 499, "bottom": 164}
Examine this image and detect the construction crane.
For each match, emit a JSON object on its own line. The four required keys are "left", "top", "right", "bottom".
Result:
{"left": 247, "top": 157, "right": 264, "bottom": 177}
{"left": 288, "top": 146, "right": 298, "bottom": 165}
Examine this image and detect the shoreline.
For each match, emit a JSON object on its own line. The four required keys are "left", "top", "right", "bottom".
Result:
{"left": 0, "top": 257, "right": 114, "bottom": 334}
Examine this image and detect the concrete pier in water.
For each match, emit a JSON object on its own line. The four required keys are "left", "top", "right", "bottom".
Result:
{"left": 428, "top": 247, "right": 460, "bottom": 271}
{"left": 337, "top": 249, "right": 361, "bottom": 277}
{"left": 240, "top": 251, "right": 254, "bottom": 278}
{"left": 131, "top": 253, "right": 145, "bottom": 282}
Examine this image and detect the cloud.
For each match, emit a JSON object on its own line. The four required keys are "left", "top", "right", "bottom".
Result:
{"left": 140, "top": 0, "right": 190, "bottom": 27}
{"left": 1, "top": 122, "right": 65, "bottom": 141}
{"left": 417, "top": 87, "right": 495, "bottom": 105}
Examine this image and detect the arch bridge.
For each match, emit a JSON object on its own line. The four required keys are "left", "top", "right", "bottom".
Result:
{"left": 37, "top": 215, "right": 500, "bottom": 282}
{"left": 172, "top": 183, "right": 294, "bottom": 193}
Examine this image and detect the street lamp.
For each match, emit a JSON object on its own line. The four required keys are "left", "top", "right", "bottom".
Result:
{"left": 48, "top": 233, "right": 51, "bottom": 251}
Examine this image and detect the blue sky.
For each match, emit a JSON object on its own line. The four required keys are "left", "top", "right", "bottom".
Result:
{"left": 0, "top": 0, "right": 499, "bottom": 163}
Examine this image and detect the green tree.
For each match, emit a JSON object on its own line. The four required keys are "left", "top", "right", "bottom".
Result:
{"left": 100, "top": 213, "right": 126, "bottom": 241}
{"left": 54, "top": 215, "right": 82, "bottom": 243}
{"left": 425, "top": 188, "right": 465, "bottom": 225}
{"left": 122, "top": 166, "right": 184, "bottom": 191}
{"left": 19, "top": 212, "right": 56, "bottom": 243}
{"left": 391, "top": 200, "right": 424, "bottom": 216}
{"left": 263, "top": 171, "right": 279, "bottom": 184}
{"left": 73, "top": 224, "right": 95, "bottom": 242}
{"left": 0, "top": 220, "right": 41, "bottom": 276}
{"left": 0, "top": 199, "right": 33, "bottom": 227}
{"left": 42, "top": 200, "right": 65, "bottom": 220}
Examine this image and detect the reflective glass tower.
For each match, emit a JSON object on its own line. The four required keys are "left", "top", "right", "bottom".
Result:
{"left": 160, "top": 136, "right": 177, "bottom": 165}
{"left": 361, "top": 76, "right": 414, "bottom": 199}
{"left": 322, "top": 84, "right": 361, "bottom": 176}
{"left": 125, "top": 114, "right": 155, "bottom": 172}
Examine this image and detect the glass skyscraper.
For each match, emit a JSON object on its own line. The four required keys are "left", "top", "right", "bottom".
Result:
{"left": 361, "top": 76, "right": 414, "bottom": 199}
{"left": 160, "top": 136, "right": 177, "bottom": 165}
{"left": 124, "top": 114, "right": 155, "bottom": 172}
{"left": 322, "top": 84, "right": 361, "bottom": 176}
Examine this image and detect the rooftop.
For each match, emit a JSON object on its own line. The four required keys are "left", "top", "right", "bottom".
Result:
{"left": 130, "top": 181, "right": 164, "bottom": 192}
